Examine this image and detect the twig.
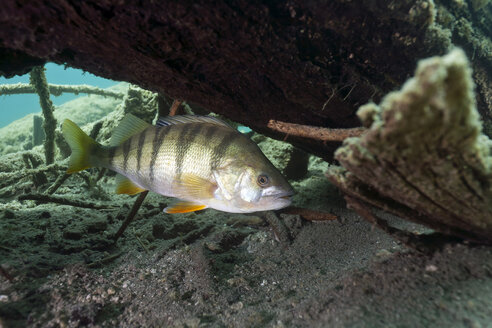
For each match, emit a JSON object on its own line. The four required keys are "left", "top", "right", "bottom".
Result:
{"left": 321, "top": 88, "right": 336, "bottom": 111}
{"left": 281, "top": 206, "right": 338, "bottom": 221}
{"left": 78, "top": 171, "right": 93, "bottom": 189}
{"left": 0, "top": 82, "right": 124, "bottom": 99}
{"left": 342, "top": 83, "right": 357, "bottom": 101}
{"left": 134, "top": 227, "right": 149, "bottom": 253}
{"left": 87, "top": 252, "right": 123, "bottom": 268}
{"left": 267, "top": 120, "right": 365, "bottom": 142}
{"left": 169, "top": 99, "right": 183, "bottom": 116}
{"left": 113, "top": 190, "right": 149, "bottom": 243}
{"left": 0, "top": 163, "right": 64, "bottom": 189}
{"left": 45, "top": 173, "right": 71, "bottom": 195}
{"left": 22, "top": 152, "right": 43, "bottom": 169}
{"left": 22, "top": 153, "right": 48, "bottom": 187}
{"left": 263, "top": 211, "right": 290, "bottom": 243}
{"left": 30, "top": 66, "right": 57, "bottom": 164}
{"left": 18, "top": 193, "right": 112, "bottom": 209}
{"left": 77, "top": 169, "right": 106, "bottom": 190}
{"left": 95, "top": 168, "right": 107, "bottom": 183}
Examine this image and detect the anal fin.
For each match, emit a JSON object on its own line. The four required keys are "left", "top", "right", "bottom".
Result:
{"left": 115, "top": 174, "right": 147, "bottom": 195}
{"left": 164, "top": 201, "right": 207, "bottom": 214}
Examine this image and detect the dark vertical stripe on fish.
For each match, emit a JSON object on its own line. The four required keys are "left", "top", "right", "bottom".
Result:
{"left": 149, "top": 126, "right": 171, "bottom": 182}
{"left": 203, "top": 124, "right": 218, "bottom": 141}
{"left": 202, "top": 124, "right": 219, "bottom": 173}
{"left": 175, "top": 124, "right": 204, "bottom": 180}
{"left": 122, "top": 137, "right": 132, "bottom": 172}
{"left": 211, "top": 130, "right": 241, "bottom": 170}
{"left": 108, "top": 147, "right": 116, "bottom": 168}
{"left": 136, "top": 131, "right": 146, "bottom": 172}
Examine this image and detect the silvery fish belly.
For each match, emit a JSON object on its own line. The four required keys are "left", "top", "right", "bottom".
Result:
{"left": 62, "top": 114, "right": 294, "bottom": 214}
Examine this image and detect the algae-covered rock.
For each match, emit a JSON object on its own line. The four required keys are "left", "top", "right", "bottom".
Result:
{"left": 327, "top": 49, "right": 492, "bottom": 243}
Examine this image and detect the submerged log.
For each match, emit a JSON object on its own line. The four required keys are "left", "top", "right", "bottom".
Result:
{"left": 327, "top": 49, "right": 492, "bottom": 244}
{"left": 0, "top": 1, "right": 490, "bottom": 160}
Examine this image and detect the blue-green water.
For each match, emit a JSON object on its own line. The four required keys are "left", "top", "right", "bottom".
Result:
{"left": 0, "top": 63, "right": 117, "bottom": 128}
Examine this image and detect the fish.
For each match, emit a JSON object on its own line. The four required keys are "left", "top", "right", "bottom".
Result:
{"left": 62, "top": 114, "right": 294, "bottom": 213}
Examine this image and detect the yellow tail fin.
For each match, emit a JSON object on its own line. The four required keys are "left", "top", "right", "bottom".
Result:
{"left": 62, "top": 119, "right": 100, "bottom": 174}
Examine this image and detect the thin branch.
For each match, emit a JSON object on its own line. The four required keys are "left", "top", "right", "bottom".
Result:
{"left": 0, "top": 82, "right": 124, "bottom": 99}
{"left": 134, "top": 226, "right": 149, "bottom": 253}
{"left": 267, "top": 120, "right": 366, "bottom": 142}
{"left": 18, "top": 193, "right": 113, "bottom": 209}
{"left": 45, "top": 173, "right": 71, "bottom": 195}
{"left": 0, "top": 163, "right": 64, "bottom": 190}
{"left": 263, "top": 211, "right": 290, "bottom": 243}
{"left": 169, "top": 99, "right": 183, "bottom": 116}
{"left": 112, "top": 190, "right": 149, "bottom": 242}
{"left": 87, "top": 252, "right": 123, "bottom": 268}
{"left": 95, "top": 168, "right": 107, "bottom": 183}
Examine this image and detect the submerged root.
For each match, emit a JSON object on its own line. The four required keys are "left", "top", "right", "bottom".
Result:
{"left": 267, "top": 120, "right": 366, "bottom": 142}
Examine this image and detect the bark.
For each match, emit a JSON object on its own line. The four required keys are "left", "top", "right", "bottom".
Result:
{"left": 327, "top": 50, "right": 492, "bottom": 244}
{"left": 0, "top": 1, "right": 490, "bottom": 160}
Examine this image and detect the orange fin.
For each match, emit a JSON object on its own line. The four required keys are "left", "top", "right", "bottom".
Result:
{"left": 173, "top": 173, "right": 217, "bottom": 199}
{"left": 115, "top": 174, "right": 147, "bottom": 195}
{"left": 164, "top": 201, "right": 207, "bottom": 214}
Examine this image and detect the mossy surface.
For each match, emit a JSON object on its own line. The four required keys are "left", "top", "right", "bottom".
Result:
{"left": 328, "top": 49, "right": 492, "bottom": 243}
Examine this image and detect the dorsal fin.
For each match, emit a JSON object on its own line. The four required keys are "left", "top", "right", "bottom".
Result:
{"left": 110, "top": 114, "right": 150, "bottom": 146}
{"left": 156, "top": 115, "right": 233, "bottom": 129}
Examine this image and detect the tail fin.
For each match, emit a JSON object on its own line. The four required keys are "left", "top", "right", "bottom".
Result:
{"left": 62, "top": 119, "right": 100, "bottom": 173}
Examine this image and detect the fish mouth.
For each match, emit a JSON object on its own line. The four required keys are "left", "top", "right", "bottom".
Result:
{"left": 275, "top": 190, "right": 295, "bottom": 200}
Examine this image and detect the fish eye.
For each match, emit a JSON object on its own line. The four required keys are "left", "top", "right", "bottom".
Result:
{"left": 257, "top": 174, "right": 269, "bottom": 187}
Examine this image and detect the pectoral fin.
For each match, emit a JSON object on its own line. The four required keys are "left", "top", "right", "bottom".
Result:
{"left": 164, "top": 201, "right": 207, "bottom": 214}
{"left": 115, "top": 174, "right": 147, "bottom": 195}
{"left": 173, "top": 173, "right": 217, "bottom": 199}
